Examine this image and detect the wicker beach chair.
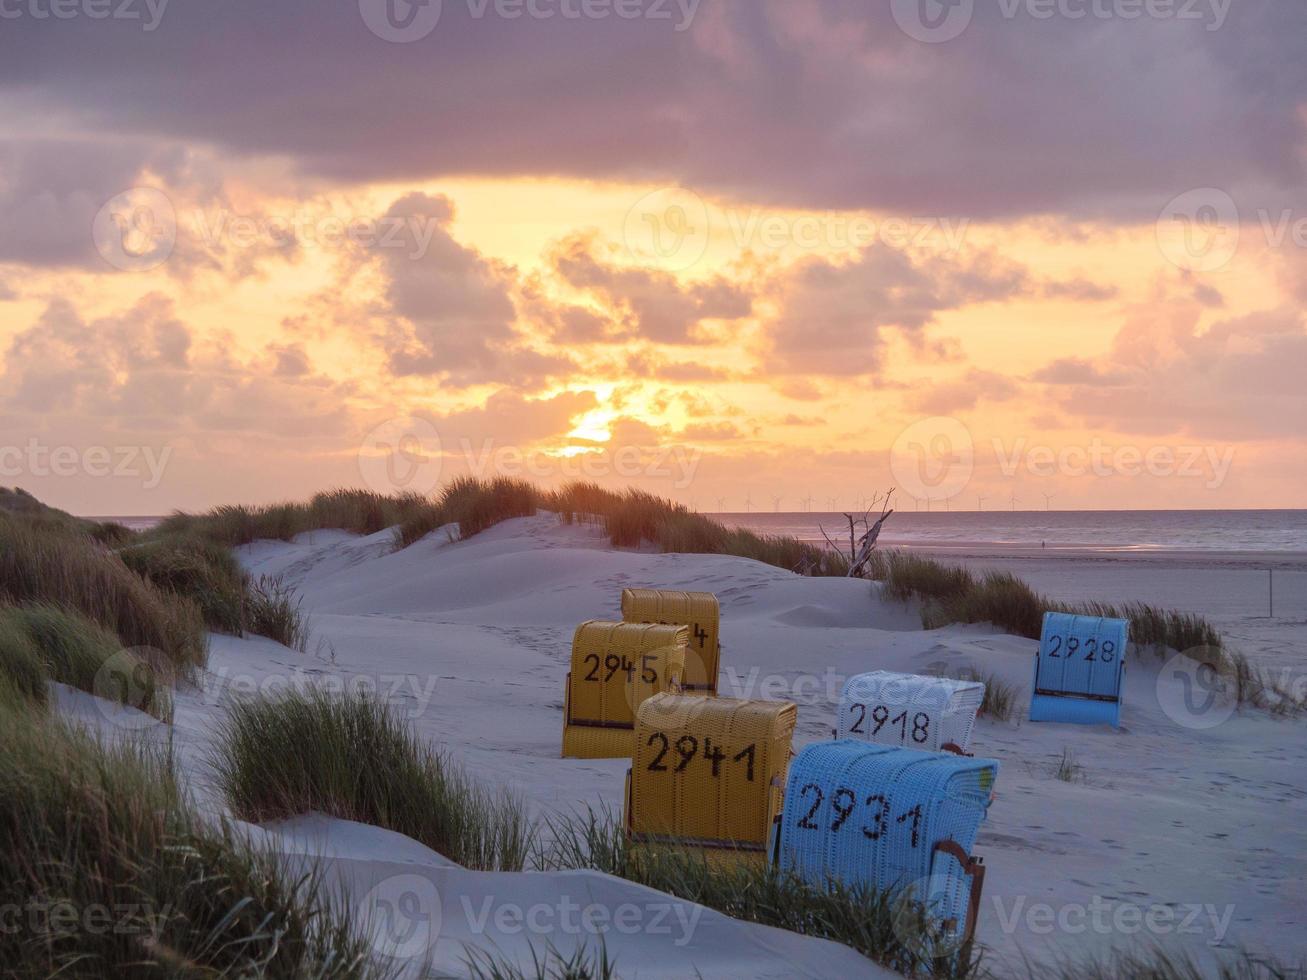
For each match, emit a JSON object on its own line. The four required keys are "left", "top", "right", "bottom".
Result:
{"left": 837, "top": 671, "right": 986, "bottom": 754}
{"left": 625, "top": 693, "right": 797, "bottom": 867}
{"left": 621, "top": 589, "right": 721, "bottom": 694}
{"left": 561, "top": 621, "right": 687, "bottom": 759}
{"left": 1028, "top": 611, "right": 1128, "bottom": 727}
{"left": 776, "top": 740, "right": 998, "bottom": 948}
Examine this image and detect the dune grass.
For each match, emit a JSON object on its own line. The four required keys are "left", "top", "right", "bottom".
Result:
{"left": 157, "top": 488, "right": 433, "bottom": 548}
{"left": 214, "top": 688, "right": 530, "bottom": 871}
{"left": 118, "top": 531, "right": 248, "bottom": 634}
{"left": 535, "top": 806, "right": 981, "bottom": 979}
{"left": 0, "top": 514, "right": 207, "bottom": 677}
{"left": 0, "top": 604, "right": 172, "bottom": 720}
{"left": 245, "top": 573, "right": 312, "bottom": 651}
{"left": 0, "top": 699, "right": 385, "bottom": 979}
{"left": 462, "top": 944, "right": 617, "bottom": 980}
{"left": 1034, "top": 946, "right": 1303, "bottom": 980}
{"left": 862, "top": 548, "right": 1303, "bottom": 712}
{"left": 392, "top": 478, "right": 848, "bottom": 575}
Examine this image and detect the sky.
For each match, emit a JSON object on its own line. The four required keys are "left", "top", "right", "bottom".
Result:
{"left": 1, "top": 0, "right": 1305, "bottom": 515}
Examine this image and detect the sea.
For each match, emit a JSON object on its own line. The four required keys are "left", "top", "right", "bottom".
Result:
{"left": 717, "top": 510, "right": 1307, "bottom": 555}
{"left": 94, "top": 509, "right": 1307, "bottom": 554}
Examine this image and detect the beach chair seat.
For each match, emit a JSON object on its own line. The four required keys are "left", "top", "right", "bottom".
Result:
{"left": 561, "top": 622, "right": 686, "bottom": 759}
{"left": 625, "top": 693, "right": 796, "bottom": 867}
{"left": 837, "top": 671, "right": 986, "bottom": 754}
{"left": 1028, "top": 612, "right": 1128, "bottom": 727}
{"left": 776, "top": 741, "right": 998, "bottom": 948}
{"left": 621, "top": 588, "right": 721, "bottom": 694}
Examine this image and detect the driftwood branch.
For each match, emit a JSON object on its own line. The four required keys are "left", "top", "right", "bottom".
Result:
{"left": 817, "top": 488, "right": 896, "bottom": 578}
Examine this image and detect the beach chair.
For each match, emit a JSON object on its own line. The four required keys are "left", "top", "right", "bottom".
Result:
{"left": 838, "top": 671, "right": 986, "bottom": 754}
{"left": 625, "top": 693, "right": 796, "bottom": 867}
{"left": 561, "top": 622, "right": 686, "bottom": 759}
{"left": 621, "top": 589, "right": 721, "bottom": 694}
{"left": 1028, "top": 612, "right": 1128, "bottom": 727}
{"left": 776, "top": 740, "right": 998, "bottom": 950}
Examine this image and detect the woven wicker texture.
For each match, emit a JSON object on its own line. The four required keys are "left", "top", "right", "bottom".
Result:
{"left": 561, "top": 621, "right": 687, "bottom": 759}
{"left": 627, "top": 693, "right": 796, "bottom": 858}
{"left": 1029, "top": 612, "right": 1128, "bottom": 727}
{"left": 621, "top": 589, "right": 721, "bottom": 693}
{"left": 837, "top": 671, "right": 986, "bottom": 753}
{"left": 777, "top": 741, "right": 997, "bottom": 939}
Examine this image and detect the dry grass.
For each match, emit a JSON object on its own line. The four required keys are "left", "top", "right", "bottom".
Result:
{"left": 214, "top": 688, "right": 530, "bottom": 871}
{"left": 0, "top": 514, "right": 207, "bottom": 677}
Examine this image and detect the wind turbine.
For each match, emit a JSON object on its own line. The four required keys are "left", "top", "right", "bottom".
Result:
{"left": 1043, "top": 492, "right": 1056, "bottom": 512}
{"left": 802, "top": 494, "right": 814, "bottom": 512}
{"left": 1010, "top": 492, "right": 1019, "bottom": 512}
{"left": 744, "top": 494, "right": 753, "bottom": 513}
{"left": 772, "top": 495, "right": 783, "bottom": 513}
{"left": 716, "top": 496, "right": 727, "bottom": 512}
{"left": 977, "top": 496, "right": 987, "bottom": 512}
{"left": 827, "top": 496, "right": 838, "bottom": 512}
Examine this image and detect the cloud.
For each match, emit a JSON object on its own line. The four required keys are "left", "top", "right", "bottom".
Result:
{"left": 551, "top": 233, "right": 751, "bottom": 344}
{"left": 908, "top": 369, "right": 1019, "bottom": 415}
{"left": 758, "top": 243, "right": 1027, "bottom": 376}
{"left": 1041, "top": 277, "right": 1119, "bottom": 302}
{"left": 371, "top": 193, "right": 572, "bottom": 387}
{"left": 4, "top": 3, "right": 1302, "bottom": 220}
{"left": 1034, "top": 305, "right": 1307, "bottom": 440}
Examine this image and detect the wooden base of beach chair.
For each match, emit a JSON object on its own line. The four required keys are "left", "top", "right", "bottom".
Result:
{"left": 932, "top": 839, "right": 986, "bottom": 948}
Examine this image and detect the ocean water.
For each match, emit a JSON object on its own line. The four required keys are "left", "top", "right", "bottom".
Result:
{"left": 718, "top": 510, "right": 1307, "bottom": 555}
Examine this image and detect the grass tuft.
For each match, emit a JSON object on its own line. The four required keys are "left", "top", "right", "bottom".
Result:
{"left": 535, "top": 806, "right": 980, "bottom": 978}
{"left": 214, "top": 688, "right": 530, "bottom": 870}
{"left": 245, "top": 574, "right": 312, "bottom": 651}
{"left": 0, "top": 515, "right": 206, "bottom": 676}
{"left": 0, "top": 701, "right": 385, "bottom": 978}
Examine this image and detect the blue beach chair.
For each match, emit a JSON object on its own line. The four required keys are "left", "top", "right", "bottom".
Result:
{"left": 1028, "top": 612, "right": 1128, "bottom": 727}
{"left": 775, "top": 741, "right": 998, "bottom": 948}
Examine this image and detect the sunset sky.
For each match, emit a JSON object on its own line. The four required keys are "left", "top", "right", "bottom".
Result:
{"left": 2, "top": 1, "right": 1305, "bottom": 515}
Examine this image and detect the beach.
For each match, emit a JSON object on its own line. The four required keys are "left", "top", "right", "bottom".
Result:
{"left": 57, "top": 511, "right": 1306, "bottom": 976}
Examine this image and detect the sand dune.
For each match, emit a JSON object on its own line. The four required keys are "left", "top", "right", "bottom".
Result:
{"left": 61, "top": 515, "right": 1307, "bottom": 976}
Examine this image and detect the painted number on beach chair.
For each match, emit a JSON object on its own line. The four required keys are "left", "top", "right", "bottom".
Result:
{"left": 645, "top": 733, "right": 756, "bottom": 780}
{"left": 794, "top": 783, "right": 925, "bottom": 847}
{"left": 583, "top": 652, "right": 659, "bottom": 684}
{"left": 1045, "top": 635, "right": 1116, "bottom": 663}
{"left": 847, "top": 703, "right": 933, "bottom": 745}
